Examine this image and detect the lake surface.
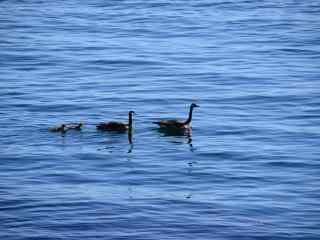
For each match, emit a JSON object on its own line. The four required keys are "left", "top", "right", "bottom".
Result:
{"left": 1, "top": 0, "right": 319, "bottom": 239}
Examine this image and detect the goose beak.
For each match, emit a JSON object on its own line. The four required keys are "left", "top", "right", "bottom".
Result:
{"left": 194, "top": 104, "right": 200, "bottom": 108}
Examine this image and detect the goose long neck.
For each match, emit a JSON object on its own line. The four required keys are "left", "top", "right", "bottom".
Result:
{"left": 184, "top": 106, "right": 194, "bottom": 125}
{"left": 128, "top": 113, "right": 133, "bottom": 128}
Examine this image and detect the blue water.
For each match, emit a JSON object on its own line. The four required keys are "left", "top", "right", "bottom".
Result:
{"left": 1, "top": 1, "right": 320, "bottom": 239}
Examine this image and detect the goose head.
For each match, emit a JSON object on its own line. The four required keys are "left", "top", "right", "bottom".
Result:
{"left": 191, "top": 103, "right": 200, "bottom": 108}
{"left": 129, "top": 110, "right": 136, "bottom": 116}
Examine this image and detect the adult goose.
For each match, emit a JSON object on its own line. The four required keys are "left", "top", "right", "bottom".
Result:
{"left": 96, "top": 111, "right": 135, "bottom": 132}
{"left": 153, "top": 103, "right": 199, "bottom": 129}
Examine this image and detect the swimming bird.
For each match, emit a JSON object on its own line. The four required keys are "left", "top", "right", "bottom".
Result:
{"left": 96, "top": 111, "right": 135, "bottom": 132}
{"left": 49, "top": 124, "right": 67, "bottom": 133}
{"left": 67, "top": 122, "right": 83, "bottom": 131}
{"left": 153, "top": 103, "right": 199, "bottom": 129}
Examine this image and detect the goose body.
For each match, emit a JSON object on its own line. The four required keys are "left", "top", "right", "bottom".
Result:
{"left": 153, "top": 103, "right": 199, "bottom": 129}
{"left": 97, "top": 121, "right": 129, "bottom": 131}
{"left": 49, "top": 124, "right": 66, "bottom": 133}
{"left": 153, "top": 119, "right": 187, "bottom": 129}
{"left": 97, "top": 111, "right": 135, "bottom": 132}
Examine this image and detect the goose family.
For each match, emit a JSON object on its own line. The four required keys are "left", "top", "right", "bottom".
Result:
{"left": 49, "top": 103, "right": 199, "bottom": 134}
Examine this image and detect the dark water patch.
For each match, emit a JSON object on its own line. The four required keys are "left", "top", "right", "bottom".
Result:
{"left": 42, "top": 172, "right": 106, "bottom": 184}
{"left": 0, "top": 91, "right": 27, "bottom": 97}
{"left": 278, "top": 48, "right": 320, "bottom": 55}
{"left": 265, "top": 161, "right": 320, "bottom": 169}
{"left": 0, "top": 198, "right": 39, "bottom": 211}
{"left": 85, "top": 59, "right": 167, "bottom": 67}
{"left": 282, "top": 114, "right": 320, "bottom": 121}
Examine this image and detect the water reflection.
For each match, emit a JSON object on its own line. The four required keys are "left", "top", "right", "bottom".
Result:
{"left": 128, "top": 129, "right": 133, "bottom": 153}
{"left": 96, "top": 130, "right": 134, "bottom": 153}
{"left": 155, "top": 128, "right": 195, "bottom": 152}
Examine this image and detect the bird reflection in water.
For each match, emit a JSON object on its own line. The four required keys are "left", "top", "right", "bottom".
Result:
{"left": 97, "top": 130, "right": 134, "bottom": 153}
{"left": 156, "top": 127, "right": 195, "bottom": 152}
{"left": 127, "top": 128, "right": 133, "bottom": 153}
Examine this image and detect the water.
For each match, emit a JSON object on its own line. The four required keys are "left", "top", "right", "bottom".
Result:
{"left": 1, "top": 0, "right": 320, "bottom": 239}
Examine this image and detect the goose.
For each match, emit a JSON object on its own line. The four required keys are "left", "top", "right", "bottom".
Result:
{"left": 96, "top": 111, "right": 135, "bottom": 132}
{"left": 153, "top": 103, "right": 199, "bottom": 129}
{"left": 49, "top": 124, "right": 67, "bottom": 133}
